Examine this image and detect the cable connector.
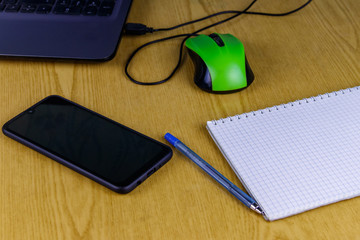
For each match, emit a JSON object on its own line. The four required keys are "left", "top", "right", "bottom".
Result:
{"left": 124, "top": 23, "right": 155, "bottom": 35}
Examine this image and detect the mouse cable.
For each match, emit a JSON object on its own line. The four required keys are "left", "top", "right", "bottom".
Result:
{"left": 124, "top": 0, "right": 312, "bottom": 86}
{"left": 124, "top": 0, "right": 257, "bottom": 85}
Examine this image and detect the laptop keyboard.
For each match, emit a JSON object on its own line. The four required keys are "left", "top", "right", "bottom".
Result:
{"left": 0, "top": 0, "right": 115, "bottom": 16}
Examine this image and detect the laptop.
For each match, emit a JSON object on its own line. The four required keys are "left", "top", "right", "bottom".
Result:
{"left": 0, "top": 0, "right": 132, "bottom": 60}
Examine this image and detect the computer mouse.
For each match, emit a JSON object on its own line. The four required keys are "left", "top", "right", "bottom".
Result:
{"left": 185, "top": 33, "right": 254, "bottom": 93}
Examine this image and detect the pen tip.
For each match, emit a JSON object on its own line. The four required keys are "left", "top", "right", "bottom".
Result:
{"left": 250, "top": 204, "right": 264, "bottom": 215}
{"left": 254, "top": 207, "right": 263, "bottom": 215}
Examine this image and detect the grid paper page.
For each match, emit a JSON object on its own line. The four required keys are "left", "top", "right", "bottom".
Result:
{"left": 207, "top": 86, "right": 360, "bottom": 221}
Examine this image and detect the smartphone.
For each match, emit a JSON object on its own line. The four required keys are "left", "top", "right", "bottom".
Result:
{"left": 2, "top": 96, "right": 172, "bottom": 193}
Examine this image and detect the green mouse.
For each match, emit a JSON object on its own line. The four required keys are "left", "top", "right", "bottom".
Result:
{"left": 185, "top": 33, "right": 254, "bottom": 93}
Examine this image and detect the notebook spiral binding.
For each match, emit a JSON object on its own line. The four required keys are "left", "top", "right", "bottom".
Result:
{"left": 210, "top": 86, "right": 360, "bottom": 125}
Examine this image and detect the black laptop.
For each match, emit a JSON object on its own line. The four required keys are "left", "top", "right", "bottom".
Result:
{"left": 0, "top": 0, "right": 132, "bottom": 60}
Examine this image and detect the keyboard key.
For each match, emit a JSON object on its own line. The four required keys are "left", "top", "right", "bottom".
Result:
{"left": 86, "top": 0, "right": 99, "bottom": 7}
{"left": 20, "top": 3, "right": 36, "bottom": 12}
{"left": 53, "top": 5, "right": 79, "bottom": 14}
{"left": 53, "top": 5, "right": 66, "bottom": 13}
{"left": 5, "top": 4, "right": 20, "bottom": 11}
{"left": 55, "top": 0, "right": 69, "bottom": 6}
{"left": 36, "top": 4, "right": 51, "bottom": 13}
{"left": 97, "top": 0, "right": 113, "bottom": 16}
{"left": 70, "top": 0, "right": 84, "bottom": 7}
{"left": 21, "top": 0, "right": 53, "bottom": 4}
{"left": 97, "top": 7, "right": 113, "bottom": 16}
{"left": 68, "top": 6, "right": 80, "bottom": 14}
{"left": 4, "top": 0, "right": 17, "bottom": 4}
{"left": 82, "top": 6, "right": 96, "bottom": 15}
{"left": 101, "top": 0, "right": 114, "bottom": 7}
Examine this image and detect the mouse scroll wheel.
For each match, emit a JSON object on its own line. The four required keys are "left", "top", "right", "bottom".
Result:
{"left": 209, "top": 34, "right": 225, "bottom": 47}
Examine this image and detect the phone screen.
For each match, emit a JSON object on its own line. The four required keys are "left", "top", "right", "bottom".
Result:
{"left": 3, "top": 96, "right": 171, "bottom": 189}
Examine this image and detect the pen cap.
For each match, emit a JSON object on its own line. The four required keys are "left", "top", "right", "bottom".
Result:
{"left": 164, "top": 133, "right": 180, "bottom": 146}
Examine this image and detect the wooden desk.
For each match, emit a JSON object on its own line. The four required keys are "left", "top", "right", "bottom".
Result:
{"left": 0, "top": 0, "right": 359, "bottom": 238}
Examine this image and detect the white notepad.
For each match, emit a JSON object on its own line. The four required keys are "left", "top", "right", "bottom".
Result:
{"left": 207, "top": 86, "right": 360, "bottom": 221}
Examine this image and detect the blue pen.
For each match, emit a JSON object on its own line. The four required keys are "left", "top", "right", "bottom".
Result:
{"left": 165, "top": 133, "right": 263, "bottom": 215}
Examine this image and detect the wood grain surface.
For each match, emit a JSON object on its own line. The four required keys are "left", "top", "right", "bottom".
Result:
{"left": 1, "top": 0, "right": 360, "bottom": 239}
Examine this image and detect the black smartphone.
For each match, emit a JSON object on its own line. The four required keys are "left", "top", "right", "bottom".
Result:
{"left": 2, "top": 96, "right": 172, "bottom": 193}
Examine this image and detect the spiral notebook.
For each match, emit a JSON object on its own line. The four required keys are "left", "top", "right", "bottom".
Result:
{"left": 206, "top": 86, "right": 360, "bottom": 221}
